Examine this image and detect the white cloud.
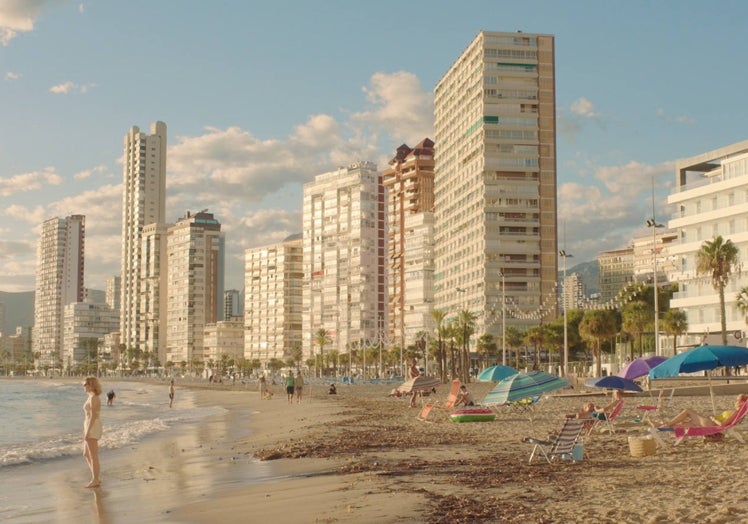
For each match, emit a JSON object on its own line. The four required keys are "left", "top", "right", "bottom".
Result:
{"left": 4, "top": 71, "right": 20, "bottom": 80}
{"left": 657, "top": 107, "right": 696, "bottom": 126}
{"left": 558, "top": 160, "right": 675, "bottom": 263}
{"left": 570, "top": 97, "right": 599, "bottom": 118}
{"left": 0, "top": 167, "right": 62, "bottom": 196}
{"left": 0, "top": 0, "right": 66, "bottom": 46}
{"left": 73, "top": 164, "right": 108, "bottom": 180}
{"left": 49, "top": 80, "right": 95, "bottom": 94}
{"left": 351, "top": 71, "right": 434, "bottom": 143}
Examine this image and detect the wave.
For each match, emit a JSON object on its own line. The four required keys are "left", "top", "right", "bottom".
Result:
{"left": 0, "top": 404, "right": 226, "bottom": 468}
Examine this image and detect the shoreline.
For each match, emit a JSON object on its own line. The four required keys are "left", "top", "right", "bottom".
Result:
{"left": 4, "top": 377, "right": 748, "bottom": 522}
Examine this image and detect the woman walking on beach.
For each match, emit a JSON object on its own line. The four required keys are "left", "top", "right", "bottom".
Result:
{"left": 295, "top": 370, "right": 304, "bottom": 403}
{"left": 285, "top": 371, "right": 296, "bottom": 404}
{"left": 82, "top": 376, "right": 103, "bottom": 488}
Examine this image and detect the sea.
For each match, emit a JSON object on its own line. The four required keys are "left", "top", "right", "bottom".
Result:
{"left": 0, "top": 378, "right": 224, "bottom": 468}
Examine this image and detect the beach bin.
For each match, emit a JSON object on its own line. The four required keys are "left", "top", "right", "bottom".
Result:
{"left": 572, "top": 443, "right": 584, "bottom": 461}
{"left": 628, "top": 435, "right": 657, "bottom": 457}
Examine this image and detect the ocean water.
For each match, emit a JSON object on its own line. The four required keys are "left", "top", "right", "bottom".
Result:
{"left": 0, "top": 378, "right": 225, "bottom": 468}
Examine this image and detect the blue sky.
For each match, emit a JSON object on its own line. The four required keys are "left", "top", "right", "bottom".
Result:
{"left": 2, "top": 0, "right": 748, "bottom": 293}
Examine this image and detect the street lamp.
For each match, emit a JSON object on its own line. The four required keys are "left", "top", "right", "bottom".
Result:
{"left": 559, "top": 249, "right": 573, "bottom": 377}
{"left": 499, "top": 271, "right": 506, "bottom": 366}
{"left": 646, "top": 217, "right": 664, "bottom": 355}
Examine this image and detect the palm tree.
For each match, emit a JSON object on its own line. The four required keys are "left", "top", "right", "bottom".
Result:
{"left": 314, "top": 328, "right": 329, "bottom": 377}
{"left": 457, "top": 309, "right": 478, "bottom": 382}
{"left": 431, "top": 309, "right": 448, "bottom": 382}
{"left": 579, "top": 309, "right": 618, "bottom": 377}
{"left": 504, "top": 326, "right": 524, "bottom": 369}
{"left": 622, "top": 301, "right": 651, "bottom": 359}
{"left": 661, "top": 309, "right": 688, "bottom": 357}
{"left": 523, "top": 326, "right": 546, "bottom": 370}
{"left": 696, "top": 235, "right": 740, "bottom": 345}
{"left": 736, "top": 286, "right": 748, "bottom": 331}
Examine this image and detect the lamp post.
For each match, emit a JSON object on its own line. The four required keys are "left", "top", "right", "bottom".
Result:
{"left": 646, "top": 217, "right": 664, "bottom": 356}
{"left": 499, "top": 271, "right": 506, "bottom": 366}
{"left": 455, "top": 287, "right": 467, "bottom": 379}
{"left": 559, "top": 249, "right": 573, "bottom": 377}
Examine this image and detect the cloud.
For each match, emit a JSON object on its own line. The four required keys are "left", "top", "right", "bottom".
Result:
{"left": 351, "top": 71, "right": 434, "bottom": 144}
{"left": 50, "top": 80, "right": 96, "bottom": 94}
{"left": 570, "top": 97, "right": 600, "bottom": 118}
{"left": 0, "top": 167, "right": 62, "bottom": 196}
{"left": 73, "top": 164, "right": 109, "bottom": 180}
{"left": 0, "top": 0, "right": 65, "bottom": 46}
{"left": 4, "top": 71, "right": 20, "bottom": 80}
{"left": 558, "top": 159, "right": 675, "bottom": 263}
{"left": 657, "top": 107, "right": 696, "bottom": 126}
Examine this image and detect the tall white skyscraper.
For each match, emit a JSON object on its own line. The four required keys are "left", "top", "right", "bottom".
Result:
{"left": 166, "top": 210, "right": 224, "bottom": 365}
{"left": 434, "top": 31, "right": 557, "bottom": 337}
{"left": 120, "top": 121, "right": 167, "bottom": 353}
{"left": 302, "top": 162, "right": 387, "bottom": 365}
{"left": 33, "top": 215, "right": 85, "bottom": 369}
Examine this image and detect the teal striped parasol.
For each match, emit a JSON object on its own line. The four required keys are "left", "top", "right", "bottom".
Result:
{"left": 482, "top": 371, "right": 569, "bottom": 406}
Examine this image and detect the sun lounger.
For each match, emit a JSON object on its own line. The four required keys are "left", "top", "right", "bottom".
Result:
{"left": 523, "top": 418, "right": 585, "bottom": 464}
{"left": 649, "top": 399, "right": 748, "bottom": 446}
{"left": 417, "top": 379, "right": 461, "bottom": 421}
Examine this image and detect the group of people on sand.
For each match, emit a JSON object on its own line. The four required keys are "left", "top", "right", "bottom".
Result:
{"left": 260, "top": 371, "right": 305, "bottom": 403}
{"left": 569, "top": 389, "right": 748, "bottom": 430}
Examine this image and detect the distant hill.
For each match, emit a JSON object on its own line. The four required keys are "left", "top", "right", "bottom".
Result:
{"left": 0, "top": 291, "right": 34, "bottom": 334}
{"left": 558, "top": 260, "right": 598, "bottom": 296}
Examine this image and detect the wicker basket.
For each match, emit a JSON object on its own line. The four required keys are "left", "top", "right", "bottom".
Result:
{"left": 628, "top": 436, "right": 657, "bottom": 457}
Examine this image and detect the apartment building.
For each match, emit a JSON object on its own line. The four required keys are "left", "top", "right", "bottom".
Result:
{"left": 434, "top": 31, "right": 557, "bottom": 338}
{"left": 141, "top": 222, "right": 169, "bottom": 364}
{"left": 62, "top": 302, "right": 119, "bottom": 369}
{"left": 203, "top": 320, "right": 245, "bottom": 366}
{"left": 166, "top": 210, "right": 224, "bottom": 365}
{"left": 382, "top": 139, "right": 435, "bottom": 350}
{"left": 668, "top": 139, "right": 748, "bottom": 340}
{"left": 632, "top": 229, "right": 678, "bottom": 286}
{"left": 120, "top": 121, "right": 167, "bottom": 352}
{"left": 32, "top": 215, "right": 85, "bottom": 369}
{"left": 302, "top": 162, "right": 387, "bottom": 364}
{"left": 597, "top": 246, "right": 635, "bottom": 305}
{"left": 244, "top": 235, "right": 303, "bottom": 365}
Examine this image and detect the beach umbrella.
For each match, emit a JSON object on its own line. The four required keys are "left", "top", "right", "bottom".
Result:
{"left": 648, "top": 345, "right": 748, "bottom": 379}
{"left": 617, "top": 355, "right": 667, "bottom": 380}
{"left": 396, "top": 375, "right": 441, "bottom": 393}
{"left": 585, "top": 375, "right": 643, "bottom": 392}
{"left": 482, "top": 371, "right": 569, "bottom": 406}
{"left": 649, "top": 344, "right": 748, "bottom": 412}
{"left": 477, "top": 365, "right": 518, "bottom": 382}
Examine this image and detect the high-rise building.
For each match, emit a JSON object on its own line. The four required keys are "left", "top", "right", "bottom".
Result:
{"left": 105, "top": 276, "right": 121, "bottom": 312}
{"left": 597, "top": 246, "right": 635, "bottom": 304}
{"left": 632, "top": 229, "right": 678, "bottom": 286}
{"left": 302, "top": 162, "right": 387, "bottom": 366}
{"left": 668, "top": 138, "right": 748, "bottom": 341}
{"left": 203, "top": 320, "right": 244, "bottom": 366}
{"left": 62, "top": 302, "right": 119, "bottom": 370}
{"left": 223, "top": 289, "right": 243, "bottom": 321}
{"left": 382, "top": 139, "right": 435, "bottom": 350}
{"left": 244, "top": 234, "right": 303, "bottom": 366}
{"left": 141, "top": 223, "right": 169, "bottom": 365}
{"left": 434, "top": 31, "right": 557, "bottom": 337}
{"left": 33, "top": 215, "right": 85, "bottom": 369}
{"left": 166, "top": 210, "right": 224, "bottom": 365}
{"left": 120, "top": 121, "right": 167, "bottom": 353}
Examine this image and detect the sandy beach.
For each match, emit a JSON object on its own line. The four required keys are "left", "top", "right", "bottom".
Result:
{"left": 6, "top": 377, "right": 748, "bottom": 523}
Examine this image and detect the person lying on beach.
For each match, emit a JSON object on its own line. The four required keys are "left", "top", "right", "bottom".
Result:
{"left": 661, "top": 394, "right": 748, "bottom": 428}
{"left": 573, "top": 389, "right": 623, "bottom": 421}
{"left": 453, "top": 385, "right": 475, "bottom": 407}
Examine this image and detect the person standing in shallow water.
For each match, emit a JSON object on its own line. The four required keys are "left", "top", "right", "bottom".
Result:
{"left": 82, "top": 376, "right": 103, "bottom": 488}
{"left": 169, "top": 379, "right": 175, "bottom": 408}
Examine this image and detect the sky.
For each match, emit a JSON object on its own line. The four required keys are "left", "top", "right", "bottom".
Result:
{"left": 2, "top": 0, "right": 748, "bottom": 293}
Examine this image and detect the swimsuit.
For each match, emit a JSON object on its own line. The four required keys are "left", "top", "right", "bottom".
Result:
{"left": 83, "top": 396, "right": 103, "bottom": 440}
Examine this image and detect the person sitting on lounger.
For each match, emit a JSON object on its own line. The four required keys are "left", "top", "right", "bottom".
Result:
{"left": 574, "top": 389, "right": 623, "bottom": 421}
{"left": 454, "top": 385, "right": 475, "bottom": 407}
{"left": 663, "top": 394, "right": 748, "bottom": 428}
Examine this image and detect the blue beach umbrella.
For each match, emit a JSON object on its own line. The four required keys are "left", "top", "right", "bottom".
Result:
{"left": 585, "top": 375, "right": 643, "bottom": 392}
{"left": 482, "top": 371, "right": 569, "bottom": 406}
{"left": 477, "top": 365, "right": 518, "bottom": 382}
{"left": 648, "top": 345, "right": 748, "bottom": 379}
